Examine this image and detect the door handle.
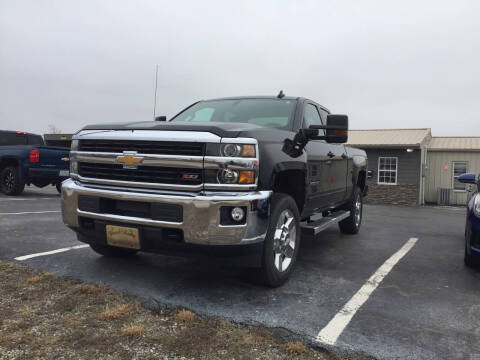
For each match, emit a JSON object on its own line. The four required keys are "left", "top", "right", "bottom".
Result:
{"left": 327, "top": 151, "right": 335, "bottom": 158}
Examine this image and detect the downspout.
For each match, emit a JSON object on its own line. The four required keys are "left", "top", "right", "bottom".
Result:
{"left": 423, "top": 146, "right": 428, "bottom": 205}
{"left": 418, "top": 145, "right": 428, "bottom": 205}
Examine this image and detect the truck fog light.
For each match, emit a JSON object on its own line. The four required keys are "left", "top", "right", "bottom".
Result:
{"left": 219, "top": 169, "right": 239, "bottom": 184}
{"left": 231, "top": 207, "right": 245, "bottom": 222}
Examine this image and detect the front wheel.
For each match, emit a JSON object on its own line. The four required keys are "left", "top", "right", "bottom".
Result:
{"left": 339, "top": 186, "right": 363, "bottom": 234}
{"left": 55, "top": 182, "right": 62, "bottom": 194}
{"left": 259, "top": 193, "right": 301, "bottom": 287}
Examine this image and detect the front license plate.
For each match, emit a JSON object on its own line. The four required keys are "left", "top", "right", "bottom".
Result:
{"left": 106, "top": 225, "right": 140, "bottom": 249}
{"left": 59, "top": 170, "right": 69, "bottom": 177}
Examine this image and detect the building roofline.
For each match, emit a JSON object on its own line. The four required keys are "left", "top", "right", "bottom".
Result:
{"left": 349, "top": 128, "right": 431, "bottom": 131}
{"left": 430, "top": 136, "right": 480, "bottom": 139}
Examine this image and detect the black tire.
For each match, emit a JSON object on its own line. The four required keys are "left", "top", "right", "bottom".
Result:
{"left": 464, "top": 247, "right": 480, "bottom": 268}
{"left": 464, "top": 222, "right": 480, "bottom": 268}
{"left": 339, "top": 186, "right": 363, "bottom": 234}
{"left": 55, "top": 182, "right": 62, "bottom": 194}
{"left": 259, "top": 193, "right": 301, "bottom": 287}
{"left": 0, "top": 166, "right": 25, "bottom": 196}
{"left": 89, "top": 243, "right": 138, "bottom": 258}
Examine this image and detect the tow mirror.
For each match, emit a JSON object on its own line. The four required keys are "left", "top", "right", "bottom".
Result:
{"left": 155, "top": 115, "right": 167, "bottom": 122}
{"left": 367, "top": 170, "right": 374, "bottom": 180}
{"left": 308, "top": 114, "right": 349, "bottom": 144}
{"left": 325, "top": 114, "right": 348, "bottom": 143}
{"left": 283, "top": 114, "right": 349, "bottom": 157}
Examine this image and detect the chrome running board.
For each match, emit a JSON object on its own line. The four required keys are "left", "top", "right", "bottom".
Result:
{"left": 301, "top": 210, "right": 350, "bottom": 236}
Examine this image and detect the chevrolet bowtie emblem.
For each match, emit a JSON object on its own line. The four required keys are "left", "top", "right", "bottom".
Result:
{"left": 116, "top": 152, "right": 144, "bottom": 169}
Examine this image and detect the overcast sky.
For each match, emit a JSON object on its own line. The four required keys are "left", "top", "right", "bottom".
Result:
{"left": 1, "top": 0, "right": 479, "bottom": 136}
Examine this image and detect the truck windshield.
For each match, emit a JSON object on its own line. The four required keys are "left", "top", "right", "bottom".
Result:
{"left": 170, "top": 99, "right": 296, "bottom": 129}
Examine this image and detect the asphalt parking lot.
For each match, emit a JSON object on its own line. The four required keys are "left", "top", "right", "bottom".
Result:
{"left": 1, "top": 186, "right": 480, "bottom": 359}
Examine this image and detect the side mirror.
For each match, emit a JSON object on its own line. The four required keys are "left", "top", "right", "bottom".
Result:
{"left": 458, "top": 173, "right": 477, "bottom": 184}
{"left": 308, "top": 114, "right": 349, "bottom": 144}
{"left": 367, "top": 170, "right": 374, "bottom": 180}
{"left": 325, "top": 114, "right": 348, "bottom": 143}
{"left": 155, "top": 115, "right": 167, "bottom": 122}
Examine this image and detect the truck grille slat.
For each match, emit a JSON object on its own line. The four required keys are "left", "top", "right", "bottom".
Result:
{"left": 78, "top": 163, "right": 203, "bottom": 185}
{"left": 79, "top": 140, "right": 204, "bottom": 156}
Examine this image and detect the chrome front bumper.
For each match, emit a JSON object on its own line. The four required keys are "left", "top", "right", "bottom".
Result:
{"left": 61, "top": 178, "right": 271, "bottom": 246}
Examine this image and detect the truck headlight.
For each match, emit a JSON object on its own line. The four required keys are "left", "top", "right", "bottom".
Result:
{"left": 474, "top": 195, "right": 480, "bottom": 217}
{"left": 222, "top": 144, "right": 256, "bottom": 158}
{"left": 71, "top": 139, "right": 79, "bottom": 151}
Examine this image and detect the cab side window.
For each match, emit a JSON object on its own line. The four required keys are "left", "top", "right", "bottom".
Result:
{"left": 303, "top": 104, "right": 325, "bottom": 136}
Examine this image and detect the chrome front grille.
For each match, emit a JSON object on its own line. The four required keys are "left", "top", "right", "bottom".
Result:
{"left": 79, "top": 140, "right": 205, "bottom": 156}
{"left": 78, "top": 162, "right": 203, "bottom": 186}
{"left": 71, "top": 130, "right": 258, "bottom": 192}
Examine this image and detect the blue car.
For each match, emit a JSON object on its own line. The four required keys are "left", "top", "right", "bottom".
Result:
{"left": 459, "top": 173, "right": 480, "bottom": 267}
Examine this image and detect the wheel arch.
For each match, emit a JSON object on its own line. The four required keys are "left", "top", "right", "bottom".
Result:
{"left": 0, "top": 157, "right": 21, "bottom": 173}
{"left": 357, "top": 169, "right": 367, "bottom": 194}
{"left": 271, "top": 163, "right": 307, "bottom": 214}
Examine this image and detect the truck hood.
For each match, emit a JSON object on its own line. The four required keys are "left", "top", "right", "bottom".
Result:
{"left": 81, "top": 121, "right": 270, "bottom": 139}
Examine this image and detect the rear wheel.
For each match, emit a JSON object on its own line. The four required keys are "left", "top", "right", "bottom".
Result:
{"left": 0, "top": 166, "right": 25, "bottom": 196}
{"left": 258, "top": 193, "right": 301, "bottom": 287}
{"left": 89, "top": 243, "right": 138, "bottom": 257}
{"left": 339, "top": 186, "right": 363, "bottom": 234}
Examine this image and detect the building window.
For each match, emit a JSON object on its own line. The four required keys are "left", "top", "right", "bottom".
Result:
{"left": 453, "top": 162, "right": 468, "bottom": 191}
{"left": 378, "top": 157, "right": 398, "bottom": 185}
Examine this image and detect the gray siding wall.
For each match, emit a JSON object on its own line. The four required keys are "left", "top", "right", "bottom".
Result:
{"left": 364, "top": 148, "right": 421, "bottom": 186}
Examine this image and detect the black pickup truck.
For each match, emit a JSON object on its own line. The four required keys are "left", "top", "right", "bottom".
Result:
{"left": 61, "top": 95, "right": 368, "bottom": 286}
{"left": 0, "top": 130, "right": 70, "bottom": 195}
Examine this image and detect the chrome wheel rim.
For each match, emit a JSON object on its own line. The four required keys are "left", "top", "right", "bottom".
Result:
{"left": 354, "top": 194, "right": 362, "bottom": 227}
{"left": 3, "top": 170, "right": 14, "bottom": 191}
{"left": 273, "top": 209, "right": 296, "bottom": 272}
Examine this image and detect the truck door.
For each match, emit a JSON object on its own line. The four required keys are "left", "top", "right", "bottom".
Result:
{"left": 318, "top": 108, "right": 349, "bottom": 205}
{"left": 302, "top": 102, "right": 334, "bottom": 212}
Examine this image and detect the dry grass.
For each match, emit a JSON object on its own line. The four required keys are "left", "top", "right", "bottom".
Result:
{"left": 0, "top": 260, "right": 348, "bottom": 360}
{"left": 121, "top": 324, "right": 145, "bottom": 337}
{"left": 99, "top": 303, "right": 136, "bottom": 321}
{"left": 73, "top": 283, "right": 106, "bottom": 295}
{"left": 25, "top": 272, "right": 53, "bottom": 284}
{"left": 285, "top": 341, "right": 308, "bottom": 355}
{"left": 175, "top": 309, "right": 196, "bottom": 323}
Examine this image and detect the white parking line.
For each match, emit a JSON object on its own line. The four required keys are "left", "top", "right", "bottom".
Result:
{"left": 0, "top": 210, "right": 61, "bottom": 216}
{"left": 316, "top": 237, "right": 419, "bottom": 346}
{"left": 15, "top": 245, "right": 90, "bottom": 261}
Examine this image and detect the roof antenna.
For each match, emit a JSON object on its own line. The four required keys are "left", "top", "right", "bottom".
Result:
{"left": 277, "top": 90, "right": 285, "bottom": 99}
